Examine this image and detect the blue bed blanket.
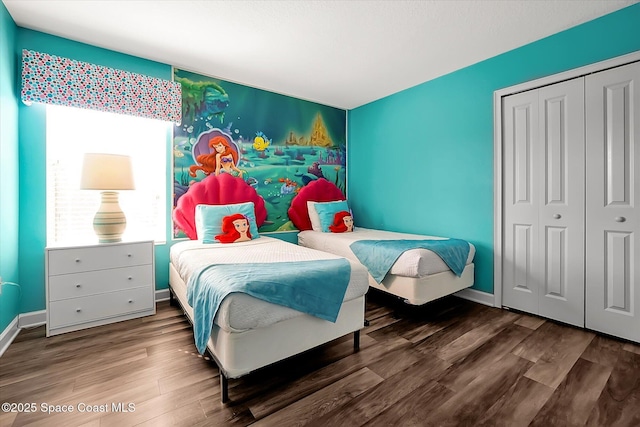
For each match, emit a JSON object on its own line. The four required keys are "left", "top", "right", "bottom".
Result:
{"left": 349, "top": 239, "right": 470, "bottom": 283}
{"left": 187, "top": 259, "right": 351, "bottom": 354}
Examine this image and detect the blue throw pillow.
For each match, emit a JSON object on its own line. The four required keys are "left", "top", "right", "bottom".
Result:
{"left": 195, "top": 202, "right": 259, "bottom": 243}
{"left": 314, "top": 200, "right": 350, "bottom": 232}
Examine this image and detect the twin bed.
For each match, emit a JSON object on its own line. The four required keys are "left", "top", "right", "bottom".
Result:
{"left": 169, "top": 174, "right": 474, "bottom": 403}
{"left": 298, "top": 228, "right": 475, "bottom": 305}
{"left": 169, "top": 236, "right": 369, "bottom": 403}
{"left": 290, "top": 178, "right": 475, "bottom": 305}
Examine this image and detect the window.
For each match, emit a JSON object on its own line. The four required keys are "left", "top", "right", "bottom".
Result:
{"left": 46, "top": 105, "right": 168, "bottom": 245}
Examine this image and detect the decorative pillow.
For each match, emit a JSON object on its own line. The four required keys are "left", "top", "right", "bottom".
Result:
{"left": 306, "top": 201, "right": 323, "bottom": 231}
{"left": 195, "top": 202, "right": 259, "bottom": 244}
{"left": 313, "top": 200, "right": 350, "bottom": 232}
{"left": 328, "top": 211, "right": 354, "bottom": 233}
{"left": 215, "top": 213, "right": 253, "bottom": 243}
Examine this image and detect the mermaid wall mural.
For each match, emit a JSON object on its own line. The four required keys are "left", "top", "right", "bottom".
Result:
{"left": 172, "top": 68, "right": 347, "bottom": 237}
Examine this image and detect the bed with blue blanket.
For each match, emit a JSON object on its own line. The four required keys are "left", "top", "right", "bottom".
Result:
{"left": 298, "top": 228, "right": 475, "bottom": 305}
{"left": 169, "top": 174, "right": 369, "bottom": 403}
{"left": 289, "top": 178, "right": 475, "bottom": 306}
{"left": 169, "top": 237, "right": 369, "bottom": 401}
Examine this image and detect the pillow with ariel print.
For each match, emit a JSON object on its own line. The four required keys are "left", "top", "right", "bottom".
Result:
{"left": 311, "top": 200, "right": 352, "bottom": 232}
{"left": 328, "top": 210, "right": 354, "bottom": 233}
{"left": 195, "top": 202, "right": 259, "bottom": 244}
{"left": 215, "top": 213, "right": 254, "bottom": 243}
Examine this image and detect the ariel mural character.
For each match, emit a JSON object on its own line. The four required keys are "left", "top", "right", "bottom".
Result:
{"left": 189, "top": 131, "right": 243, "bottom": 178}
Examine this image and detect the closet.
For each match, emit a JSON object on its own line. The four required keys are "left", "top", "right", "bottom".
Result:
{"left": 500, "top": 60, "right": 639, "bottom": 343}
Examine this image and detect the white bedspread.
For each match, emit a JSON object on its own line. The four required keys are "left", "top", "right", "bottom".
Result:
{"left": 170, "top": 236, "right": 369, "bottom": 332}
{"left": 298, "top": 228, "right": 475, "bottom": 278}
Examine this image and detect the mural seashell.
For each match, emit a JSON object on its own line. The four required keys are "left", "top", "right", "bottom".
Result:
{"left": 173, "top": 173, "right": 268, "bottom": 240}
{"left": 192, "top": 128, "right": 239, "bottom": 165}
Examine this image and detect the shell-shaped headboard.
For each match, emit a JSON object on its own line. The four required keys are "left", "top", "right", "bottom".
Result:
{"left": 288, "top": 178, "right": 345, "bottom": 231}
{"left": 173, "top": 173, "right": 267, "bottom": 239}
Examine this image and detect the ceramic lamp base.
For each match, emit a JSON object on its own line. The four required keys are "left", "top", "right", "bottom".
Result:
{"left": 93, "top": 191, "right": 127, "bottom": 243}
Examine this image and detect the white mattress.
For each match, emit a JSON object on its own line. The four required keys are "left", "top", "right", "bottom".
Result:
{"left": 298, "top": 228, "right": 476, "bottom": 278}
{"left": 170, "top": 236, "right": 369, "bottom": 333}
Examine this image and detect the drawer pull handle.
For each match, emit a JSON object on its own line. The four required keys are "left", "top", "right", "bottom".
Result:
{"left": 553, "top": 214, "right": 561, "bottom": 219}
{"left": 615, "top": 216, "right": 626, "bottom": 223}
{"left": 76, "top": 308, "right": 82, "bottom": 313}
{"left": 128, "top": 300, "right": 133, "bottom": 304}
{"left": 128, "top": 276, "right": 132, "bottom": 280}
{"left": 76, "top": 284, "right": 81, "bottom": 288}
{"left": 75, "top": 258, "right": 80, "bottom": 263}
{"left": 127, "top": 254, "right": 132, "bottom": 258}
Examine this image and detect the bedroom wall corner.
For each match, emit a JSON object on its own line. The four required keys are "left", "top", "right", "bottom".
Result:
{"left": 0, "top": 1, "right": 22, "bottom": 334}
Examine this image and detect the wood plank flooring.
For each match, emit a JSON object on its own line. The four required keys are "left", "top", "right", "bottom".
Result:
{"left": 1, "top": 291, "right": 639, "bottom": 426}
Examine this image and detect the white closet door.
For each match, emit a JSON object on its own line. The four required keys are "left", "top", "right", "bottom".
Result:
{"left": 503, "top": 90, "right": 540, "bottom": 315}
{"left": 585, "top": 61, "right": 640, "bottom": 343}
{"left": 536, "top": 79, "right": 585, "bottom": 327}
{"left": 503, "top": 78, "right": 585, "bottom": 326}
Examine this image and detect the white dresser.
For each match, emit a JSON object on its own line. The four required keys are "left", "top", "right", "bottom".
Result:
{"left": 45, "top": 240, "right": 156, "bottom": 336}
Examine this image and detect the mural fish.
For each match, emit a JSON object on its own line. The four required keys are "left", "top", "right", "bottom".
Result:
{"left": 253, "top": 131, "right": 271, "bottom": 152}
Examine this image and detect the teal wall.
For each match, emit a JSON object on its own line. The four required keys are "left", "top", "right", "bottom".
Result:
{"left": 348, "top": 4, "right": 640, "bottom": 294}
{"left": 0, "top": 1, "right": 21, "bottom": 331}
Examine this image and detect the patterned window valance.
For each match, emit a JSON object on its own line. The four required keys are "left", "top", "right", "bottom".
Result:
{"left": 21, "top": 49, "right": 181, "bottom": 123}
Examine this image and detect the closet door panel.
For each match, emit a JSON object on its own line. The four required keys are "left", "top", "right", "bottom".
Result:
{"left": 537, "top": 79, "right": 585, "bottom": 327}
{"left": 503, "top": 91, "right": 540, "bottom": 314}
{"left": 605, "top": 231, "right": 632, "bottom": 311}
{"left": 586, "top": 61, "right": 640, "bottom": 343}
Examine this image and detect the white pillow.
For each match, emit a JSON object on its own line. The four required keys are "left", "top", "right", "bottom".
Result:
{"left": 307, "top": 201, "right": 322, "bottom": 231}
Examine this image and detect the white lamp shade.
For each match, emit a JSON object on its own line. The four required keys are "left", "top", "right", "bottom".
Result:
{"left": 80, "top": 153, "right": 135, "bottom": 190}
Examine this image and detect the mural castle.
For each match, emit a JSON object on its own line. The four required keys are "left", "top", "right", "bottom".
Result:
{"left": 283, "top": 113, "right": 333, "bottom": 148}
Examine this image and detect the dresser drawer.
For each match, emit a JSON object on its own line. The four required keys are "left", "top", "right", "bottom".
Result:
{"left": 48, "top": 242, "right": 153, "bottom": 275}
{"left": 48, "top": 265, "right": 153, "bottom": 301}
{"left": 49, "top": 286, "right": 154, "bottom": 329}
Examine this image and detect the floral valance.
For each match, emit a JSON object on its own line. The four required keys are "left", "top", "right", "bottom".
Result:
{"left": 21, "top": 49, "right": 181, "bottom": 123}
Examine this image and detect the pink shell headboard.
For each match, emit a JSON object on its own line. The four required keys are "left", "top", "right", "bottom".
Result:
{"left": 173, "top": 173, "right": 267, "bottom": 240}
{"left": 288, "top": 178, "right": 346, "bottom": 231}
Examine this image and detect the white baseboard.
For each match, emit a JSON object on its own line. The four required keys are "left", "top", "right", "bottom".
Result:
{"left": 0, "top": 316, "right": 20, "bottom": 357}
{"left": 455, "top": 288, "right": 495, "bottom": 307}
{"left": 1, "top": 310, "right": 47, "bottom": 357}
{"left": 1, "top": 291, "right": 172, "bottom": 357}
{"left": 155, "top": 288, "right": 170, "bottom": 301}
{"left": 18, "top": 310, "right": 46, "bottom": 328}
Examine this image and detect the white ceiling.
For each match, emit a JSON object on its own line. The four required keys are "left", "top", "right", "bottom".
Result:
{"left": 4, "top": 0, "right": 637, "bottom": 109}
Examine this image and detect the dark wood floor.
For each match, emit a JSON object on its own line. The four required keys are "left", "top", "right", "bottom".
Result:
{"left": 1, "top": 292, "right": 639, "bottom": 427}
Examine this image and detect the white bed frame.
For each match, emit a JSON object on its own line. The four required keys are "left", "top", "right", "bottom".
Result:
{"left": 368, "top": 263, "right": 474, "bottom": 305}
{"left": 169, "top": 263, "right": 365, "bottom": 403}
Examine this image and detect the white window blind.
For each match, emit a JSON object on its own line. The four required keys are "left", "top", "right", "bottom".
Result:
{"left": 46, "top": 105, "right": 168, "bottom": 246}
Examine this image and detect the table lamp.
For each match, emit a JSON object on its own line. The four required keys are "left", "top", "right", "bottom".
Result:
{"left": 80, "top": 153, "right": 135, "bottom": 243}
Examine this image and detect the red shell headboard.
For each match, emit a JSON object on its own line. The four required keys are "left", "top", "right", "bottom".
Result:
{"left": 173, "top": 173, "right": 267, "bottom": 240}
{"left": 288, "top": 178, "right": 346, "bottom": 231}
